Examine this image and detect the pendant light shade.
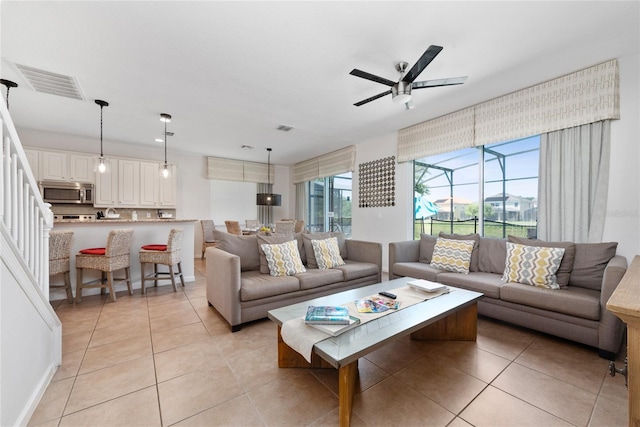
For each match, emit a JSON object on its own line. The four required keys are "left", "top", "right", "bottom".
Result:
{"left": 257, "top": 148, "right": 281, "bottom": 206}
{"left": 160, "top": 113, "right": 171, "bottom": 178}
{"left": 95, "top": 99, "right": 109, "bottom": 173}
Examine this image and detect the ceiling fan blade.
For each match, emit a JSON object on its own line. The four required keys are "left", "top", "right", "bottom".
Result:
{"left": 402, "top": 45, "right": 443, "bottom": 83}
{"left": 350, "top": 69, "right": 396, "bottom": 87}
{"left": 411, "top": 76, "right": 468, "bottom": 89}
{"left": 354, "top": 89, "right": 392, "bottom": 106}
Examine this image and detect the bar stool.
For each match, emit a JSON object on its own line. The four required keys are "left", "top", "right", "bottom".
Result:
{"left": 76, "top": 229, "right": 134, "bottom": 303}
{"left": 49, "top": 230, "right": 74, "bottom": 303}
{"left": 140, "top": 228, "right": 184, "bottom": 294}
{"left": 201, "top": 219, "right": 217, "bottom": 259}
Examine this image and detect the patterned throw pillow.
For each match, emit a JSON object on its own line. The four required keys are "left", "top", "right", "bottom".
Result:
{"left": 430, "top": 237, "right": 475, "bottom": 274}
{"left": 311, "top": 237, "right": 345, "bottom": 269}
{"left": 502, "top": 242, "right": 566, "bottom": 289}
{"left": 260, "top": 240, "right": 306, "bottom": 277}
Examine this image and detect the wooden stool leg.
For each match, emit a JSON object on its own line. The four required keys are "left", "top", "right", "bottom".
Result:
{"left": 168, "top": 265, "right": 177, "bottom": 292}
{"left": 125, "top": 267, "right": 132, "bottom": 295}
{"left": 75, "top": 268, "right": 83, "bottom": 303}
{"left": 140, "top": 262, "right": 146, "bottom": 294}
{"left": 63, "top": 271, "right": 73, "bottom": 303}
{"left": 177, "top": 261, "right": 185, "bottom": 287}
{"left": 101, "top": 272, "right": 107, "bottom": 295}
{"left": 107, "top": 271, "right": 116, "bottom": 302}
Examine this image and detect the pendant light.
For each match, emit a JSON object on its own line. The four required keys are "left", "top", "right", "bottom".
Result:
{"left": 160, "top": 113, "right": 171, "bottom": 178}
{"left": 0, "top": 79, "right": 18, "bottom": 110}
{"left": 95, "top": 99, "right": 109, "bottom": 173}
{"left": 256, "top": 148, "right": 281, "bottom": 206}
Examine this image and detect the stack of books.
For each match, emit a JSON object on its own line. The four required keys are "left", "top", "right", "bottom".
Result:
{"left": 304, "top": 305, "right": 360, "bottom": 336}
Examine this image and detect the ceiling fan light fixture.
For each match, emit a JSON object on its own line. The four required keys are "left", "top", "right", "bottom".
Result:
{"left": 392, "top": 81, "right": 412, "bottom": 104}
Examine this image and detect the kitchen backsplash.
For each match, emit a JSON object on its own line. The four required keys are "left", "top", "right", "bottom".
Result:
{"left": 52, "top": 205, "right": 176, "bottom": 219}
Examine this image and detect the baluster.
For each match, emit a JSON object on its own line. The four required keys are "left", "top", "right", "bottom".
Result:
{"left": 0, "top": 123, "right": 4, "bottom": 224}
{"left": 11, "top": 152, "right": 18, "bottom": 241}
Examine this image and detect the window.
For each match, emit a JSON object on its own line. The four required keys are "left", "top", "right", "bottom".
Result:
{"left": 414, "top": 136, "right": 539, "bottom": 238}
{"left": 306, "top": 172, "right": 352, "bottom": 237}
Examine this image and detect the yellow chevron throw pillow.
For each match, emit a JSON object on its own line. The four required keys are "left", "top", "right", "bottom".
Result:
{"left": 261, "top": 240, "right": 306, "bottom": 277}
{"left": 502, "top": 242, "right": 565, "bottom": 289}
{"left": 311, "top": 237, "right": 345, "bottom": 269}
{"left": 430, "top": 237, "right": 475, "bottom": 274}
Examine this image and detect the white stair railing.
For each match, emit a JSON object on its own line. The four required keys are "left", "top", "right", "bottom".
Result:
{"left": 0, "top": 101, "right": 53, "bottom": 293}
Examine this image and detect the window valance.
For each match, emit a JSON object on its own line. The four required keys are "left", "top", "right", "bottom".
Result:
{"left": 206, "top": 157, "right": 273, "bottom": 183}
{"left": 293, "top": 145, "right": 356, "bottom": 184}
{"left": 397, "top": 59, "right": 619, "bottom": 162}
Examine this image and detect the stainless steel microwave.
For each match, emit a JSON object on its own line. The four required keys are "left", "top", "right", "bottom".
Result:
{"left": 39, "top": 181, "right": 94, "bottom": 204}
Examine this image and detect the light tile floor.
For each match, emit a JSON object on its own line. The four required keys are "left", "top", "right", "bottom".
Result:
{"left": 31, "top": 258, "right": 629, "bottom": 426}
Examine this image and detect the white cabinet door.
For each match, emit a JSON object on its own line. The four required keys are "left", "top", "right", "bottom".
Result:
{"left": 41, "top": 151, "right": 68, "bottom": 180}
{"left": 69, "top": 154, "right": 95, "bottom": 183}
{"left": 24, "top": 148, "right": 40, "bottom": 183}
{"left": 139, "top": 162, "right": 159, "bottom": 207}
{"left": 118, "top": 159, "right": 140, "bottom": 206}
{"left": 94, "top": 159, "right": 118, "bottom": 207}
{"left": 158, "top": 164, "right": 177, "bottom": 208}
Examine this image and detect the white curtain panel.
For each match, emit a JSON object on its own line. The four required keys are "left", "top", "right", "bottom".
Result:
{"left": 295, "top": 182, "right": 307, "bottom": 222}
{"left": 538, "top": 120, "right": 610, "bottom": 243}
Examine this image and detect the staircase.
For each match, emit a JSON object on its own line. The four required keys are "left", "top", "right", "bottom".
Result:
{"left": 0, "top": 100, "right": 60, "bottom": 426}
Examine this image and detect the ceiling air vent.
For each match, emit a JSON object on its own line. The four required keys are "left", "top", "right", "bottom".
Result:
{"left": 276, "top": 124, "right": 294, "bottom": 132}
{"left": 14, "top": 63, "right": 85, "bottom": 100}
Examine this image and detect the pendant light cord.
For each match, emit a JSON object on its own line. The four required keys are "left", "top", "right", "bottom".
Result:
{"left": 100, "top": 104, "right": 104, "bottom": 157}
{"left": 164, "top": 119, "right": 167, "bottom": 166}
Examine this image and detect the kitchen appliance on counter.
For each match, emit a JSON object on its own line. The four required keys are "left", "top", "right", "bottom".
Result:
{"left": 40, "top": 181, "right": 94, "bottom": 204}
{"left": 53, "top": 214, "right": 96, "bottom": 221}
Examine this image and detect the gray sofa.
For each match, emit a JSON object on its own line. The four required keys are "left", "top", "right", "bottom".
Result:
{"left": 389, "top": 233, "right": 627, "bottom": 359}
{"left": 207, "top": 231, "right": 382, "bottom": 331}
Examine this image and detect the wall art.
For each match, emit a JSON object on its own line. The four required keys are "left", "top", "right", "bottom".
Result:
{"left": 358, "top": 156, "right": 395, "bottom": 208}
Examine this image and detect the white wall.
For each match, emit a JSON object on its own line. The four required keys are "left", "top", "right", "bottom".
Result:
{"left": 602, "top": 52, "right": 640, "bottom": 260}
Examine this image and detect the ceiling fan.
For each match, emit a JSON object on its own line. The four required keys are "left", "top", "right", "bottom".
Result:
{"left": 350, "top": 45, "right": 467, "bottom": 108}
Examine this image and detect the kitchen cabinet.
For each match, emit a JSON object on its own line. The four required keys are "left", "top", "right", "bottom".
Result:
{"left": 139, "top": 162, "right": 159, "bottom": 206}
{"left": 158, "top": 164, "right": 177, "bottom": 208}
{"left": 94, "top": 158, "right": 118, "bottom": 207}
{"left": 117, "top": 159, "right": 140, "bottom": 206}
{"left": 40, "top": 150, "right": 95, "bottom": 183}
{"left": 24, "top": 148, "right": 39, "bottom": 182}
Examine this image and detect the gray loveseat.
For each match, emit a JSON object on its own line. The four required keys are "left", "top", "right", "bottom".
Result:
{"left": 389, "top": 233, "right": 627, "bottom": 359}
{"left": 207, "top": 231, "right": 382, "bottom": 331}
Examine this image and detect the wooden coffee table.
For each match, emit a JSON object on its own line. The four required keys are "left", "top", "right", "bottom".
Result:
{"left": 267, "top": 277, "right": 483, "bottom": 427}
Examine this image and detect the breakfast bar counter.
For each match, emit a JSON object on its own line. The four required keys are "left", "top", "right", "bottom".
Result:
{"left": 51, "top": 218, "right": 198, "bottom": 301}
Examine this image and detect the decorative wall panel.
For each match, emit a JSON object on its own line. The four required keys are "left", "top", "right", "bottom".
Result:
{"left": 358, "top": 156, "right": 396, "bottom": 208}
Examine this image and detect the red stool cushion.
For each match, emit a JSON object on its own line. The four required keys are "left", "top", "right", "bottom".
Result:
{"left": 79, "top": 247, "right": 106, "bottom": 255}
{"left": 142, "top": 244, "right": 167, "bottom": 251}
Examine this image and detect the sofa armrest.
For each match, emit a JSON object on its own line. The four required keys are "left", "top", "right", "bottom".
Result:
{"left": 389, "top": 240, "right": 420, "bottom": 279}
{"left": 346, "top": 240, "right": 382, "bottom": 280}
{"left": 598, "top": 255, "right": 628, "bottom": 356}
{"left": 206, "top": 247, "right": 243, "bottom": 329}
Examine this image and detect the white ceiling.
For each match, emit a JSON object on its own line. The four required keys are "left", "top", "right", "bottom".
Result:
{"left": 1, "top": 1, "right": 638, "bottom": 165}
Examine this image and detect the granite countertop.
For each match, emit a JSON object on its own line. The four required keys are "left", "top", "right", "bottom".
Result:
{"left": 53, "top": 218, "right": 199, "bottom": 224}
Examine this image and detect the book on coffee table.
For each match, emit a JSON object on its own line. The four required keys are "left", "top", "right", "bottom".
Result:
{"left": 407, "top": 279, "right": 447, "bottom": 293}
{"left": 305, "top": 305, "right": 350, "bottom": 325}
{"left": 308, "top": 316, "right": 361, "bottom": 336}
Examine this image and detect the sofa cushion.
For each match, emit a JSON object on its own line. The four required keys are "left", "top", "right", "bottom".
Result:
{"left": 392, "top": 262, "right": 441, "bottom": 282}
{"left": 439, "top": 232, "right": 480, "bottom": 272}
{"left": 311, "top": 237, "right": 345, "bottom": 269}
{"left": 431, "top": 237, "right": 475, "bottom": 274}
{"left": 478, "top": 237, "right": 507, "bottom": 274}
{"left": 261, "top": 240, "right": 306, "bottom": 277}
{"left": 500, "top": 282, "right": 601, "bottom": 320}
{"left": 296, "top": 268, "right": 345, "bottom": 290}
{"left": 436, "top": 271, "right": 504, "bottom": 299}
{"left": 502, "top": 242, "right": 565, "bottom": 289}
{"left": 570, "top": 242, "right": 618, "bottom": 290}
{"left": 508, "top": 236, "right": 575, "bottom": 288}
{"left": 257, "top": 234, "right": 299, "bottom": 274}
{"left": 418, "top": 234, "right": 437, "bottom": 264}
{"left": 335, "top": 260, "right": 379, "bottom": 281}
{"left": 240, "top": 270, "right": 300, "bottom": 302}
{"left": 303, "top": 232, "right": 348, "bottom": 268}
{"left": 213, "top": 230, "right": 260, "bottom": 271}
